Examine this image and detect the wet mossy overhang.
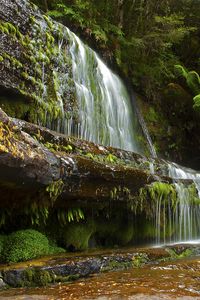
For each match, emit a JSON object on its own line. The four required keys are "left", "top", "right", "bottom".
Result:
{"left": 0, "top": 108, "right": 192, "bottom": 210}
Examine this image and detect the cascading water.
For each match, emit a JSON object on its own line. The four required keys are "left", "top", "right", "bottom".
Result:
{"left": 168, "top": 163, "right": 200, "bottom": 242}
{"left": 154, "top": 162, "right": 200, "bottom": 245}
{"left": 62, "top": 28, "right": 144, "bottom": 153}
{"left": 34, "top": 13, "right": 200, "bottom": 245}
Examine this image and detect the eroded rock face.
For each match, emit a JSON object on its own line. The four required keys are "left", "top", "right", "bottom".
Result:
{"left": 1, "top": 105, "right": 196, "bottom": 205}
{"left": 0, "top": 0, "right": 76, "bottom": 127}
{"left": 0, "top": 107, "right": 174, "bottom": 208}
{"left": 0, "top": 109, "right": 197, "bottom": 247}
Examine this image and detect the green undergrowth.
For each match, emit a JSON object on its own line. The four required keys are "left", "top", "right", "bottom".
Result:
{"left": 0, "top": 229, "right": 65, "bottom": 263}
{"left": 166, "top": 248, "right": 193, "bottom": 260}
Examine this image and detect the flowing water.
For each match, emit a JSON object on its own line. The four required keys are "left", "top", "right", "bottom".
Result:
{"left": 66, "top": 29, "right": 143, "bottom": 153}
{"left": 153, "top": 162, "right": 200, "bottom": 245}
{"left": 45, "top": 24, "right": 147, "bottom": 154}
{"left": 1, "top": 256, "right": 200, "bottom": 299}
{"left": 49, "top": 22, "right": 200, "bottom": 245}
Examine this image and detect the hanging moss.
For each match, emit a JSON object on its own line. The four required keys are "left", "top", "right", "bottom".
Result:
{"left": 139, "top": 182, "right": 177, "bottom": 207}
{"left": 46, "top": 179, "right": 64, "bottom": 203}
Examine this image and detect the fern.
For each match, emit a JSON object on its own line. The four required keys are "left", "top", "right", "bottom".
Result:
{"left": 174, "top": 64, "right": 188, "bottom": 79}
{"left": 193, "top": 94, "right": 200, "bottom": 108}
{"left": 175, "top": 64, "right": 200, "bottom": 108}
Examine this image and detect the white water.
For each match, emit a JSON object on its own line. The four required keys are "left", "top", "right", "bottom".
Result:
{"left": 154, "top": 162, "right": 200, "bottom": 244}
{"left": 36, "top": 15, "right": 200, "bottom": 245}
{"left": 62, "top": 28, "right": 144, "bottom": 153}
{"left": 168, "top": 162, "right": 200, "bottom": 196}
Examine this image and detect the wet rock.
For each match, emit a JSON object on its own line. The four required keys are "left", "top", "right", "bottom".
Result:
{"left": 0, "top": 108, "right": 193, "bottom": 211}
{"left": 0, "top": 0, "right": 76, "bottom": 126}
{"left": 3, "top": 269, "right": 24, "bottom": 287}
{"left": 0, "top": 245, "right": 196, "bottom": 288}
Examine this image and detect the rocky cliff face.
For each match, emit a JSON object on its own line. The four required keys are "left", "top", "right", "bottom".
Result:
{"left": 0, "top": 0, "right": 76, "bottom": 129}
{"left": 0, "top": 107, "right": 181, "bottom": 245}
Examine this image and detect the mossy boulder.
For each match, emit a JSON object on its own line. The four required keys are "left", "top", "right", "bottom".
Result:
{"left": 62, "top": 222, "right": 95, "bottom": 251}
{"left": 21, "top": 268, "right": 53, "bottom": 287}
{"left": 3, "top": 229, "right": 49, "bottom": 263}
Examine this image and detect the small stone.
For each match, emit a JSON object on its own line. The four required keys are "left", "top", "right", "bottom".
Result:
{"left": 0, "top": 278, "right": 6, "bottom": 288}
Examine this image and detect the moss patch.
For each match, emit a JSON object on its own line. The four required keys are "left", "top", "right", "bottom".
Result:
{"left": 2, "top": 230, "right": 49, "bottom": 263}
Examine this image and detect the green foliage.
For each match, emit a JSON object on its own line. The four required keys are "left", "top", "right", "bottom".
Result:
{"left": 62, "top": 222, "right": 94, "bottom": 250}
{"left": 3, "top": 229, "right": 49, "bottom": 263}
{"left": 140, "top": 182, "right": 177, "bottom": 211}
{"left": 63, "top": 144, "right": 73, "bottom": 152}
{"left": 57, "top": 208, "right": 85, "bottom": 225}
{"left": 175, "top": 64, "right": 200, "bottom": 108}
{"left": 106, "top": 153, "right": 117, "bottom": 163}
{"left": 23, "top": 202, "right": 49, "bottom": 226}
{"left": 194, "top": 94, "right": 200, "bottom": 108}
{"left": 46, "top": 179, "right": 64, "bottom": 202}
{"left": 85, "top": 152, "right": 94, "bottom": 159}
{"left": 0, "top": 235, "right": 6, "bottom": 258}
{"left": 48, "top": 245, "right": 66, "bottom": 255}
{"left": 22, "top": 268, "right": 53, "bottom": 287}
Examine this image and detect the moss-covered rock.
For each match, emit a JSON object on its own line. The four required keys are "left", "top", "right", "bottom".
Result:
{"left": 0, "top": 0, "right": 76, "bottom": 128}
{"left": 62, "top": 222, "right": 95, "bottom": 251}
{"left": 21, "top": 268, "right": 53, "bottom": 287}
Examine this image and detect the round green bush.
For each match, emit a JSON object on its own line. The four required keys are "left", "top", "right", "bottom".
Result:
{"left": 3, "top": 229, "right": 49, "bottom": 263}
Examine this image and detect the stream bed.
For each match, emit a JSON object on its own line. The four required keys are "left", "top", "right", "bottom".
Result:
{"left": 0, "top": 256, "right": 200, "bottom": 299}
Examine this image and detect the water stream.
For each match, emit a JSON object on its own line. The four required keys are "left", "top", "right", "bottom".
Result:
{"left": 45, "top": 25, "right": 147, "bottom": 154}
{"left": 1, "top": 256, "right": 200, "bottom": 299}
{"left": 153, "top": 162, "right": 200, "bottom": 245}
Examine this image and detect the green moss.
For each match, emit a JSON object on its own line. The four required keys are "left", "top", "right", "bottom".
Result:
{"left": 0, "top": 96, "right": 30, "bottom": 120}
{"left": 48, "top": 245, "right": 66, "bottom": 255}
{"left": 43, "top": 15, "right": 54, "bottom": 29}
{"left": 0, "top": 56, "right": 4, "bottom": 62}
{"left": 0, "top": 235, "right": 6, "bottom": 259}
{"left": 46, "top": 179, "right": 64, "bottom": 203}
{"left": 21, "top": 71, "right": 29, "bottom": 80}
{"left": 101, "top": 260, "right": 133, "bottom": 272}
{"left": 0, "top": 22, "right": 23, "bottom": 41}
{"left": 132, "top": 253, "right": 149, "bottom": 267}
{"left": 106, "top": 153, "right": 117, "bottom": 163}
{"left": 29, "top": 16, "right": 36, "bottom": 24}
{"left": 167, "top": 248, "right": 193, "bottom": 260}
{"left": 139, "top": 182, "right": 177, "bottom": 208}
{"left": 3, "top": 229, "right": 49, "bottom": 263}
{"left": 62, "top": 222, "right": 95, "bottom": 251}
{"left": 21, "top": 268, "right": 53, "bottom": 287}
{"left": 63, "top": 144, "right": 73, "bottom": 152}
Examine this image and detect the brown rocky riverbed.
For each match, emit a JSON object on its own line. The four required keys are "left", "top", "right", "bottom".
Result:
{"left": 0, "top": 245, "right": 200, "bottom": 299}
{"left": 1, "top": 256, "right": 200, "bottom": 299}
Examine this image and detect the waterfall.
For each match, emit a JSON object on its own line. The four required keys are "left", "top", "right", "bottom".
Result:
{"left": 60, "top": 28, "right": 145, "bottom": 153}
{"left": 35, "top": 15, "right": 200, "bottom": 245}
{"left": 154, "top": 162, "right": 200, "bottom": 245}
